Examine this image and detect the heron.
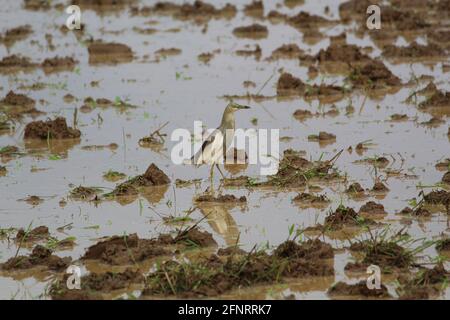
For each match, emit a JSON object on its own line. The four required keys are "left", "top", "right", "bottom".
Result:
{"left": 190, "top": 102, "right": 250, "bottom": 189}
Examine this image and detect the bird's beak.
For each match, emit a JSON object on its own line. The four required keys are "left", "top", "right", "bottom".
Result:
{"left": 235, "top": 104, "right": 250, "bottom": 110}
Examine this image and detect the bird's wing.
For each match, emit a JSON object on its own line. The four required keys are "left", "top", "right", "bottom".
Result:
{"left": 191, "top": 128, "right": 223, "bottom": 167}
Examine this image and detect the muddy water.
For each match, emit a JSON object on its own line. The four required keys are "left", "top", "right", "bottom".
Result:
{"left": 0, "top": 0, "right": 449, "bottom": 299}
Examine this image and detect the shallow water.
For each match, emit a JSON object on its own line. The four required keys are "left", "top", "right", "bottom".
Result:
{"left": 0, "top": 0, "right": 449, "bottom": 299}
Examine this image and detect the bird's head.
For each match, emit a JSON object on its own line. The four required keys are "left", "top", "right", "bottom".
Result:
{"left": 227, "top": 101, "right": 251, "bottom": 112}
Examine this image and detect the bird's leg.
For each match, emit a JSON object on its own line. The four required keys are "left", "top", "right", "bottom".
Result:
{"left": 216, "top": 164, "right": 226, "bottom": 193}
{"left": 209, "top": 165, "right": 215, "bottom": 195}
{"left": 216, "top": 164, "right": 226, "bottom": 179}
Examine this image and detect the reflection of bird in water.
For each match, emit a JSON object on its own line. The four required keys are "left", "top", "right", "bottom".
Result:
{"left": 224, "top": 148, "right": 248, "bottom": 176}
{"left": 189, "top": 102, "right": 250, "bottom": 190}
{"left": 197, "top": 204, "right": 240, "bottom": 247}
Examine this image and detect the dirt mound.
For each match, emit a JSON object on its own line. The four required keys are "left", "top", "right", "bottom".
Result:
{"left": 277, "top": 73, "right": 306, "bottom": 95}
{"left": 15, "top": 226, "right": 49, "bottom": 242}
{"left": 292, "top": 193, "right": 329, "bottom": 205}
{"left": 372, "top": 181, "right": 389, "bottom": 192}
{"left": 383, "top": 42, "right": 446, "bottom": 59}
{"left": 133, "top": 1, "right": 236, "bottom": 22}
{"left": 349, "top": 60, "right": 401, "bottom": 89}
{"left": 142, "top": 163, "right": 171, "bottom": 185}
{"left": 399, "top": 264, "right": 449, "bottom": 299}
{"left": 50, "top": 268, "right": 144, "bottom": 300}
{"left": 322, "top": 206, "right": 373, "bottom": 230}
{"left": 346, "top": 182, "right": 365, "bottom": 194}
{"left": 88, "top": 42, "right": 133, "bottom": 65}
{"left": 442, "top": 172, "right": 450, "bottom": 184}
{"left": 260, "top": 149, "right": 341, "bottom": 187}
{"left": 328, "top": 281, "right": 390, "bottom": 298}
{"left": 24, "top": 117, "right": 81, "bottom": 139}
{"left": 277, "top": 72, "right": 344, "bottom": 99}
{"left": 268, "top": 44, "right": 304, "bottom": 60}
{"left": 316, "top": 44, "right": 371, "bottom": 64}
{"left": 0, "top": 25, "right": 32, "bottom": 47}
{"left": 69, "top": 186, "right": 101, "bottom": 201}
{"left": 82, "top": 227, "right": 215, "bottom": 265}
{"left": 359, "top": 201, "right": 387, "bottom": 215}
{"left": 423, "top": 190, "right": 450, "bottom": 206}
{"left": 288, "top": 11, "right": 334, "bottom": 30}
{"left": 104, "top": 164, "right": 169, "bottom": 201}
{"left": 0, "top": 245, "right": 71, "bottom": 271}
{"left": 347, "top": 236, "right": 414, "bottom": 271}
{"left": 419, "top": 90, "right": 450, "bottom": 109}
{"left": 195, "top": 194, "right": 247, "bottom": 204}
{"left": 308, "top": 132, "right": 336, "bottom": 141}
{"left": 142, "top": 239, "right": 333, "bottom": 297}
{"left": 41, "top": 56, "right": 77, "bottom": 73}
{"left": 233, "top": 24, "right": 268, "bottom": 39}
{"left": 436, "top": 239, "right": 450, "bottom": 252}
{"left": 0, "top": 55, "right": 37, "bottom": 72}
{"left": 0, "top": 91, "right": 37, "bottom": 117}
{"left": 244, "top": 0, "right": 264, "bottom": 19}
{"left": 24, "top": 0, "right": 52, "bottom": 10}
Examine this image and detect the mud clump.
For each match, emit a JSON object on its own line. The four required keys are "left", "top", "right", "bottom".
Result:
{"left": 308, "top": 132, "right": 336, "bottom": 142}
{"left": 423, "top": 190, "right": 450, "bottom": 207}
{"left": 0, "top": 55, "right": 37, "bottom": 73}
{"left": 69, "top": 186, "right": 101, "bottom": 201}
{"left": 133, "top": 1, "right": 236, "bottom": 22}
{"left": 359, "top": 201, "right": 387, "bottom": 216}
{"left": 82, "top": 227, "right": 215, "bottom": 265}
{"left": 316, "top": 44, "right": 371, "bottom": 64}
{"left": 292, "top": 193, "right": 329, "bottom": 206}
{"left": 320, "top": 206, "right": 375, "bottom": 231}
{"left": 436, "top": 239, "right": 450, "bottom": 252}
{"left": 82, "top": 233, "right": 169, "bottom": 265}
{"left": 88, "top": 42, "right": 133, "bottom": 65}
{"left": 41, "top": 56, "right": 77, "bottom": 73}
{"left": 24, "top": 117, "right": 81, "bottom": 139}
{"left": 232, "top": 24, "right": 268, "bottom": 39}
{"left": 173, "top": 227, "right": 217, "bottom": 248}
{"left": 372, "top": 181, "right": 389, "bottom": 192}
{"left": 328, "top": 281, "right": 390, "bottom": 298}
{"left": 113, "top": 164, "right": 170, "bottom": 192}
{"left": 143, "top": 239, "right": 333, "bottom": 297}
{"left": 277, "top": 73, "right": 305, "bottom": 95}
{"left": 399, "top": 264, "right": 449, "bottom": 299}
{"left": 155, "top": 48, "right": 182, "bottom": 57}
{"left": 15, "top": 226, "right": 49, "bottom": 242}
{"left": 141, "top": 163, "right": 171, "bottom": 185}
{"left": 419, "top": 89, "right": 450, "bottom": 109}
{"left": 235, "top": 45, "right": 262, "bottom": 60}
{"left": 383, "top": 42, "right": 446, "bottom": 60}
{"left": 346, "top": 182, "right": 365, "bottom": 194}
{"left": 0, "top": 91, "right": 38, "bottom": 117}
{"left": 195, "top": 194, "right": 247, "bottom": 204}
{"left": 287, "top": 11, "right": 334, "bottom": 31}
{"left": 347, "top": 235, "right": 415, "bottom": 272}
{"left": 277, "top": 73, "right": 344, "bottom": 99}
{"left": 441, "top": 171, "right": 450, "bottom": 185}
{"left": 268, "top": 44, "right": 304, "bottom": 60}
{"left": 0, "top": 25, "right": 32, "bottom": 47}
{"left": 348, "top": 60, "right": 401, "bottom": 89}
{"left": 293, "top": 109, "right": 313, "bottom": 120}
{"left": 50, "top": 268, "right": 144, "bottom": 300}
{"left": 0, "top": 245, "right": 71, "bottom": 271}
{"left": 244, "top": 0, "right": 264, "bottom": 19}
{"left": 262, "top": 149, "right": 341, "bottom": 187}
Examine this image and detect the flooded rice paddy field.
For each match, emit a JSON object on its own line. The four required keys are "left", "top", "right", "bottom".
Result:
{"left": 0, "top": 0, "right": 449, "bottom": 299}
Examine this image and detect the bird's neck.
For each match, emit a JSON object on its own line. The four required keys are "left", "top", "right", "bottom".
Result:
{"left": 220, "top": 111, "right": 235, "bottom": 130}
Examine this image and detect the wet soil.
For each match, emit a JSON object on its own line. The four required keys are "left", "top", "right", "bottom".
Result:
{"left": 24, "top": 117, "right": 81, "bottom": 139}
{"left": 0, "top": 0, "right": 449, "bottom": 301}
